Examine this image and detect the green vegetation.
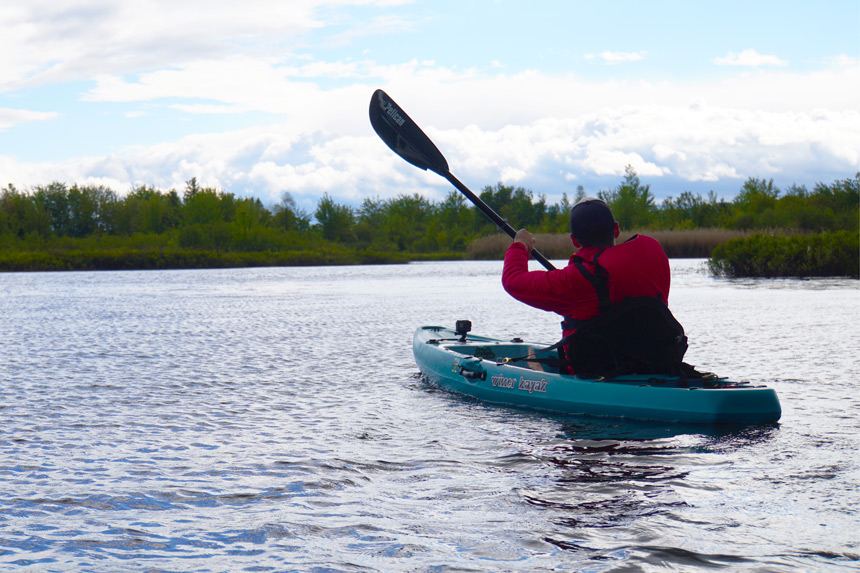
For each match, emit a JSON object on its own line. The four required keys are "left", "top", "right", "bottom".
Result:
{"left": 709, "top": 231, "right": 859, "bottom": 278}
{"left": 1, "top": 171, "right": 857, "bottom": 276}
{"left": 0, "top": 248, "right": 409, "bottom": 272}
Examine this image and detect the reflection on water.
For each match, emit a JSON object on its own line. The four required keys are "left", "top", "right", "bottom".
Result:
{"left": 0, "top": 260, "right": 857, "bottom": 571}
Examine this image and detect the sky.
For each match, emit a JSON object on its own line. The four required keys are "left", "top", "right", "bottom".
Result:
{"left": 1, "top": 0, "right": 858, "bottom": 213}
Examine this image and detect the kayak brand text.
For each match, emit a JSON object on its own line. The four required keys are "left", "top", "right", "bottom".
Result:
{"left": 491, "top": 373, "right": 547, "bottom": 394}
{"left": 490, "top": 374, "right": 516, "bottom": 389}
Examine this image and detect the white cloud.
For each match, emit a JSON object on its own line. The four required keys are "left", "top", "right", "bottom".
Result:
{"left": 4, "top": 100, "right": 856, "bottom": 212}
{"left": 652, "top": 144, "right": 687, "bottom": 162}
{"left": 0, "top": 0, "right": 393, "bottom": 91}
{"left": 584, "top": 51, "right": 647, "bottom": 64}
{"left": 0, "top": 107, "right": 58, "bottom": 131}
{"left": 322, "top": 14, "right": 417, "bottom": 48}
{"left": 169, "top": 103, "right": 247, "bottom": 115}
{"left": 714, "top": 49, "right": 787, "bottom": 67}
{"left": 824, "top": 54, "right": 859, "bottom": 68}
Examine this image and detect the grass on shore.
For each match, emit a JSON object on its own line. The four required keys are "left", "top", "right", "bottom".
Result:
{"left": 467, "top": 228, "right": 752, "bottom": 260}
{"left": 0, "top": 247, "right": 410, "bottom": 272}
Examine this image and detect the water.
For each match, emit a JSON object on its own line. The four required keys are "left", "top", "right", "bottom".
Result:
{"left": 0, "top": 260, "right": 858, "bottom": 572}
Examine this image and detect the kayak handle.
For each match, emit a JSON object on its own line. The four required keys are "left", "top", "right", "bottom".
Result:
{"left": 459, "top": 367, "right": 486, "bottom": 381}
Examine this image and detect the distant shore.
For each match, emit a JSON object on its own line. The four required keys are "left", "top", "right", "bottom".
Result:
{"left": 3, "top": 173, "right": 855, "bottom": 276}
{"left": 2, "top": 229, "right": 856, "bottom": 278}
{"left": 0, "top": 248, "right": 413, "bottom": 272}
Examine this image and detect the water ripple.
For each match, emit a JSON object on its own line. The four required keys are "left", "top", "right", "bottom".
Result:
{"left": 0, "top": 262, "right": 857, "bottom": 571}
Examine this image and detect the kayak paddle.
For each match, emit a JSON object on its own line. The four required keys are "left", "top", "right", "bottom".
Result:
{"left": 368, "top": 89, "right": 556, "bottom": 271}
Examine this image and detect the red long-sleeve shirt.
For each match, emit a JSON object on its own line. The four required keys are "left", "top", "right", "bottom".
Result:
{"left": 502, "top": 235, "right": 671, "bottom": 337}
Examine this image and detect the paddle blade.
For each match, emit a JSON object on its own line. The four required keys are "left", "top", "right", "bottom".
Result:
{"left": 369, "top": 89, "right": 449, "bottom": 176}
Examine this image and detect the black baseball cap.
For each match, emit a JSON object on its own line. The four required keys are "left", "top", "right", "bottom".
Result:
{"left": 569, "top": 198, "right": 615, "bottom": 242}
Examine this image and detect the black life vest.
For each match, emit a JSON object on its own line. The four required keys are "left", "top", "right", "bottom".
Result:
{"left": 560, "top": 250, "right": 691, "bottom": 378}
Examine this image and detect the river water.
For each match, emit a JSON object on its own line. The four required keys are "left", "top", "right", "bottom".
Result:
{"left": 0, "top": 260, "right": 858, "bottom": 572}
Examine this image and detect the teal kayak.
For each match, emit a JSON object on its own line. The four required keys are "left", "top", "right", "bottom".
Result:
{"left": 413, "top": 325, "right": 782, "bottom": 425}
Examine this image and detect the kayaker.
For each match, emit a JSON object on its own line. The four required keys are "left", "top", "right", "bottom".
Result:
{"left": 502, "top": 197, "right": 672, "bottom": 373}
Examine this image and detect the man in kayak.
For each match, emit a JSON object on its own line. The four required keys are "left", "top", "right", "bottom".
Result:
{"left": 502, "top": 197, "right": 673, "bottom": 374}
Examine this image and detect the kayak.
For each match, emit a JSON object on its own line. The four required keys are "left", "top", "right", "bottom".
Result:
{"left": 413, "top": 324, "right": 782, "bottom": 425}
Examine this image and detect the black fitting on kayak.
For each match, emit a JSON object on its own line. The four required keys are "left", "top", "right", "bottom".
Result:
{"left": 455, "top": 320, "right": 472, "bottom": 342}
{"left": 459, "top": 367, "right": 486, "bottom": 381}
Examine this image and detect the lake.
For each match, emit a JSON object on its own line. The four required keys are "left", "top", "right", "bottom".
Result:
{"left": 0, "top": 260, "right": 858, "bottom": 571}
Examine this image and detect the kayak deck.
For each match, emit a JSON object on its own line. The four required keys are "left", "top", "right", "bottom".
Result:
{"left": 413, "top": 325, "right": 782, "bottom": 425}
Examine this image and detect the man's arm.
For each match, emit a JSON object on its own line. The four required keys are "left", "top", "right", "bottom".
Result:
{"left": 502, "top": 237, "right": 575, "bottom": 313}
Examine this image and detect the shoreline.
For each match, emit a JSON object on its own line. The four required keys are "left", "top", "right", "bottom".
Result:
{"left": 2, "top": 229, "right": 857, "bottom": 279}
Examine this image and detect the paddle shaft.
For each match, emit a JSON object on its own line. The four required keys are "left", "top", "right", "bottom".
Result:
{"left": 442, "top": 171, "right": 556, "bottom": 270}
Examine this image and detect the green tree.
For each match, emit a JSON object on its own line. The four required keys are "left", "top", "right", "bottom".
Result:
{"left": 66, "top": 185, "right": 97, "bottom": 237}
{"left": 120, "top": 186, "right": 181, "bottom": 234}
{"left": 730, "top": 177, "right": 780, "bottom": 229}
{"left": 314, "top": 193, "right": 355, "bottom": 242}
{"left": 810, "top": 173, "right": 859, "bottom": 232}
{"left": 598, "top": 165, "right": 656, "bottom": 229}
{"left": 272, "top": 192, "right": 310, "bottom": 232}
{"left": 354, "top": 196, "right": 389, "bottom": 248}
{"left": 660, "top": 190, "right": 725, "bottom": 229}
{"left": 479, "top": 183, "right": 547, "bottom": 231}
{"left": 230, "top": 198, "right": 272, "bottom": 250}
{"left": 434, "top": 191, "right": 474, "bottom": 250}
{"left": 33, "top": 182, "right": 71, "bottom": 235}
{"left": 383, "top": 193, "right": 436, "bottom": 251}
{"left": 183, "top": 187, "right": 225, "bottom": 225}
{"left": 0, "top": 184, "right": 47, "bottom": 238}
{"left": 178, "top": 179, "right": 237, "bottom": 250}
{"left": 71, "top": 184, "right": 120, "bottom": 236}
{"left": 544, "top": 191, "right": 573, "bottom": 233}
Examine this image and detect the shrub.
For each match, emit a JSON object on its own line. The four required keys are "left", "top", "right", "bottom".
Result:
{"left": 709, "top": 231, "right": 859, "bottom": 278}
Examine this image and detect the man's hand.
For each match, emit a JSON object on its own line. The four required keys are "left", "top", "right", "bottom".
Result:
{"left": 513, "top": 229, "right": 536, "bottom": 253}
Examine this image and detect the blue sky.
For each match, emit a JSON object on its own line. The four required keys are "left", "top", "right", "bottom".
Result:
{"left": 1, "top": 0, "right": 858, "bottom": 213}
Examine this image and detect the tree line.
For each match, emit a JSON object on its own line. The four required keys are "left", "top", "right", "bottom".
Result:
{"left": 1, "top": 170, "right": 857, "bottom": 256}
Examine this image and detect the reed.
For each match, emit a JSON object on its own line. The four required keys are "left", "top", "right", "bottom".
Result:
{"left": 466, "top": 229, "right": 751, "bottom": 260}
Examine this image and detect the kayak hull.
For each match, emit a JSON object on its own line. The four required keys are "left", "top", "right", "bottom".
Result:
{"left": 413, "top": 325, "right": 782, "bottom": 425}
